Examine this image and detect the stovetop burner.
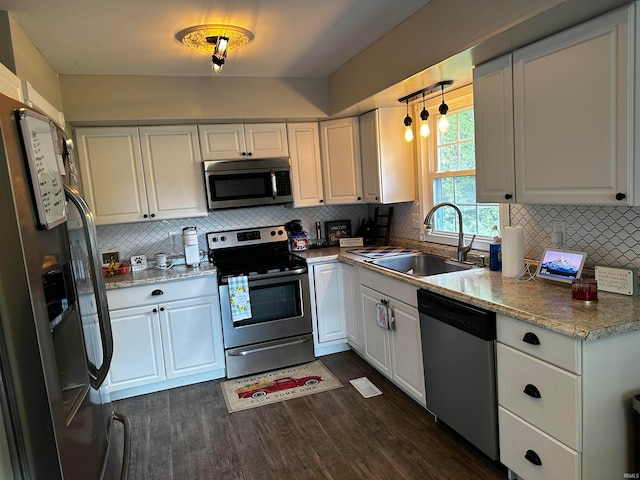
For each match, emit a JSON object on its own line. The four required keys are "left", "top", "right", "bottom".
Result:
{"left": 206, "top": 225, "right": 307, "bottom": 277}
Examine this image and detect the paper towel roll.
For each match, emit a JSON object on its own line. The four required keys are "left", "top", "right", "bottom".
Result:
{"left": 502, "top": 226, "right": 524, "bottom": 277}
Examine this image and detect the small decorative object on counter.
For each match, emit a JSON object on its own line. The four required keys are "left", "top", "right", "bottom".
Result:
{"left": 572, "top": 279, "right": 598, "bottom": 302}
{"left": 489, "top": 225, "right": 502, "bottom": 272}
{"left": 285, "top": 219, "right": 309, "bottom": 251}
{"left": 502, "top": 226, "right": 524, "bottom": 277}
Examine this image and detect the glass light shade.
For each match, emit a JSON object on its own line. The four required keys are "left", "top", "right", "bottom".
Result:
{"left": 215, "top": 36, "right": 229, "bottom": 57}
{"left": 420, "top": 121, "right": 430, "bottom": 137}
{"left": 211, "top": 56, "right": 225, "bottom": 74}
{"left": 404, "top": 125, "right": 414, "bottom": 142}
{"left": 438, "top": 114, "right": 449, "bottom": 134}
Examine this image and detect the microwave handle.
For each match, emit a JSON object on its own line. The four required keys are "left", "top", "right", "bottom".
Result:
{"left": 270, "top": 169, "right": 277, "bottom": 199}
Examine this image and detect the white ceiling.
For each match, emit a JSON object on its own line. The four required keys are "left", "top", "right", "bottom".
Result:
{"left": 0, "top": 0, "right": 430, "bottom": 78}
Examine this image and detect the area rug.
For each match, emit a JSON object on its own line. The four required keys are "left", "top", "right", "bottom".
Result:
{"left": 220, "top": 360, "right": 342, "bottom": 413}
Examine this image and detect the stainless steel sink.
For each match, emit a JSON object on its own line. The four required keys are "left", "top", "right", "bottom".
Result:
{"left": 371, "top": 253, "right": 474, "bottom": 277}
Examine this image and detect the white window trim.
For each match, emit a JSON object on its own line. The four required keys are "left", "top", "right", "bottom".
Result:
{"left": 416, "top": 84, "right": 509, "bottom": 252}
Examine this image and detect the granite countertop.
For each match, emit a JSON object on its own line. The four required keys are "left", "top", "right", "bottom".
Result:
{"left": 103, "top": 262, "right": 217, "bottom": 289}
{"left": 338, "top": 249, "right": 640, "bottom": 341}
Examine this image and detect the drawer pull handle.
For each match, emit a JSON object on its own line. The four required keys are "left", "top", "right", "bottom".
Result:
{"left": 151, "top": 289, "right": 164, "bottom": 296}
{"left": 525, "top": 449, "right": 542, "bottom": 466}
{"left": 522, "top": 332, "right": 540, "bottom": 345}
{"left": 523, "top": 384, "right": 541, "bottom": 399}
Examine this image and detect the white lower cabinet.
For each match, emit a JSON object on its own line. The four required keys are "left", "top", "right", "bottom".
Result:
{"left": 357, "top": 268, "right": 425, "bottom": 406}
{"left": 309, "top": 261, "right": 351, "bottom": 356}
{"left": 105, "top": 276, "right": 224, "bottom": 399}
{"left": 496, "top": 314, "right": 640, "bottom": 480}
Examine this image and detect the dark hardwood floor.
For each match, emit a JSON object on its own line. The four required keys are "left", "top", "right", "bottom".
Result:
{"left": 112, "top": 351, "right": 506, "bottom": 479}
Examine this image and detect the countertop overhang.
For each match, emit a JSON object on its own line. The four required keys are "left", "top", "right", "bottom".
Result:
{"left": 103, "top": 263, "right": 217, "bottom": 289}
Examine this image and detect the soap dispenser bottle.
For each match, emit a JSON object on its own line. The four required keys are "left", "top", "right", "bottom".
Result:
{"left": 489, "top": 225, "right": 502, "bottom": 271}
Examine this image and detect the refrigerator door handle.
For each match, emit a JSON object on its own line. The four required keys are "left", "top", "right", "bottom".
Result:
{"left": 65, "top": 185, "right": 114, "bottom": 389}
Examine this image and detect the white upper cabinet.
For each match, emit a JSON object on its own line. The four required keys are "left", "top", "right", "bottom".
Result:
{"left": 513, "top": 6, "right": 632, "bottom": 205}
{"left": 287, "top": 122, "right": 325, "bottom": 207}
{"left": 474, "top": 5, "right": 636, "bottom": 205}
{"left": 360, "top": 108, "right": 415, "bottom": 204}
{"left": 473, "top": 55, "right": 515, "bottom": 203}
{"left": 76, "top": 125, "right": 206, "bottom": 224}
{"left": 198, "top": 123, "right": 288, "bottom": 160}
{"left": 319, "top": 117, "right": 363, "bottom": 204}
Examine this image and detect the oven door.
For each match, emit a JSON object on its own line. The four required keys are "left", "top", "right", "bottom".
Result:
{"left": 219, "top": 271, "right": 312, "bottom": 348}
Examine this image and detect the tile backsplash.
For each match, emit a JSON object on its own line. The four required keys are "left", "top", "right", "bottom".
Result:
{"left": 97, "top": 201, "right": 640, "bottom": 271}
{"left": 97, "top": 204, "right": 368, "bottom": 260}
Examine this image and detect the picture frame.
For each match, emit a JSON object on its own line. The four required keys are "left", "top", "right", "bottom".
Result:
{"left": 325, "top": 220, "right": 351, "bottom": 246}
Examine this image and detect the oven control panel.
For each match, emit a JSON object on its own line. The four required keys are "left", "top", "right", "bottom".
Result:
{"left": 207, "top": 225, "right": 287, "bottom": 250}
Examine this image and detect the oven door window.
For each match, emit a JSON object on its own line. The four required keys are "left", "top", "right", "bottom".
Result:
{"left": 209, "top": 172, "right": 271, "bottom": 201}
{"left": 234, "top": 280, "right": 302, "bottom": 326}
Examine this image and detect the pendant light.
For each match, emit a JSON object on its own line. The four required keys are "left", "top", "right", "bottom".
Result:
{"left": 438, "top": 83, "right": 450, "bottom": 134}
{"left": 419, "top": 92, "right": 430, "bottom": 138}
{"left": 404, "top": 99, "right": 414, "bottom": 142}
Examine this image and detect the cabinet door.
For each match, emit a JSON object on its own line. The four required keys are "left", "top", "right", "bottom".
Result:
{"left": 389, "top": 299, "right": 425, "bottom": 405}
{"left": 359, "top": 110, "right": 381, "bottom": 203}
{"left": 343, "top": 264, "right": 363, "bottom": 352}
{"left": 287, "top": 122, "right": 325, "bottom": 207}
{"left": 139, "top": 125, "right": 207, "bottom": 220}
{"left": 76, "top": 127, "right": 148, "bottom": 224}
{"left": 360, "top": 108, "right": 415, "bottom": 204}
{"left": 473, "top": 55, "right": 516, "bottom": 203}
{"left": 360, "top": 285, "right": 392, "bottom": 378}
{"left": 107, "top": 305, "right": 165, "bottom": 391}
{"left": 158, "top": 296, "right": 224, "bottom": 379}
{"left": 320, "top": 117, "right": 363, "bottom": 204}
{"left": 244, "top": 123, "right": 289, "bottom": 158}
{"left": 313, "top": 263, "right": 347, "bottom": 343}
{"left": 513, "top": 8, "right": 630, "bottom": 205}
{"left": 198, "top": 124, "right": 246, "bottom": 160}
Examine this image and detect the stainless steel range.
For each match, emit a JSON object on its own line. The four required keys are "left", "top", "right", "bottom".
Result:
{"left": 207, "top": 225, "right": 314, "bottom": 378}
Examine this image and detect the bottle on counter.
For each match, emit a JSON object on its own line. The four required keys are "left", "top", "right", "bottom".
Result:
{"left": 489, "top": 225, "right": 502, "bottom": 271}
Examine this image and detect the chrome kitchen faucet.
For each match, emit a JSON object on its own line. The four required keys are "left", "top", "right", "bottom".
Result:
{"left": 424, "top": 202, "right": 476, "bottom": 262}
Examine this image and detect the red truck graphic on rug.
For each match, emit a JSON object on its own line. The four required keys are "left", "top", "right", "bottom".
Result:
{"left": 234, "top": 375, "right": 323, "bottom": 399}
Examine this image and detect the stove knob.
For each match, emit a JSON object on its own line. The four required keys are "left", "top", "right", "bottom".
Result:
{"left": 278, "top": 230, "right": 284, "bottom": 236}
{"left": 220, "top": 236, "right": 226, "bottom": 242}
{"left": 211, "top": 237, "right": 218, "bottom": 242}
{"left": 270, "top": 231, "right": 276, "bottom": 236}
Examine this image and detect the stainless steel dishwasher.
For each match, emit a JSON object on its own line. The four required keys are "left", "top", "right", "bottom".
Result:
{"left": 418, "top": 289, "right": 499, "bottom": 460}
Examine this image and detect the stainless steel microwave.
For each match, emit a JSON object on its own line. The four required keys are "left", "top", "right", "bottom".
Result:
{"left": 204, "top": 158, "right": 294, "bottom": 210}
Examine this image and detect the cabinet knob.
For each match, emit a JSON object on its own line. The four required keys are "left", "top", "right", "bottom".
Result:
{"left": 150, "top": 213, "right": 155, "bottom": 218}
{"left": 143, "top": 214, "right": 148, "bottom": 218}
{"left": 159, "top": 307, "right": 165, "bottom": 312}
{"left": 504, "top": 193, "right": 513, "bottom": 200}
{"left": 524, "top": 449, "right": 542, "bottom": 466}
{"left": 523, "top": 383, "right": 541, "bottom": 399}
{"left": 522, "top": 332, "right": 540, "bottom": 345}
{"left": 241, "top": 152, "right": 247, "bottom": 156}
{"left": 152, "top": 308, "right": 157, "bottom": 313}
{"left": 357, "top": 196, "right": 362, "bottom": 201}
{"left": 247, "top": 152, "right": 252, "bottom": 156}
{"left": 616, "top": 192, "right": 626, "bottom": 201}
{"left": 151, "top": 289, "right": 164, "bottom": 296}
{"left": 319, "top": 199, "right": 324, "bottom": 203}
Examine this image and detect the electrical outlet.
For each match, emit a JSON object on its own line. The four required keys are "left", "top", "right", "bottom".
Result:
{"left": 411, "top": 213, "right": 421, "bottom": 230}
{"left": 551, "top": 221, "right": 566, "bottom": 245}
{"left": 130, "top": 255, "right": 147, "bottom": 271}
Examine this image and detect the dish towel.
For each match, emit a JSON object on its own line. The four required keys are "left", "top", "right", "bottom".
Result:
{"left": 228, "top": 275, "right": 252, "bottom": 322}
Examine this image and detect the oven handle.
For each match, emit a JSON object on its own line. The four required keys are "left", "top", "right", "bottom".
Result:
{"left": 271, "top": 169, "right": 277, "bottom": 199}
{"left": 227, "top": 336, "right": 312, "bottom": 356}
{"left": 220, "top": 267, "right": 307, "bottom": 283}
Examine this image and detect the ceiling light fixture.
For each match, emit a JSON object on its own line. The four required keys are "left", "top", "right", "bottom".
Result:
{"left": 176, "top": 24, "right": 254, "bottom": 74}
{"left": 419, "top": 92, "right": 430, "bottom": 138}
{"left": 438, "top": 83, "right": 450, "bottom": 134}
{"left": 404, "top": 99, "right": 414, "bottom": 143}
{"left": 398, "top": 80, "right": 453, "bottom": 141}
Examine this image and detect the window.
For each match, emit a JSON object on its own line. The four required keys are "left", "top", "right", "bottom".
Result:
{"left": 419, "top": 85, "right": 505, "bottom": 250}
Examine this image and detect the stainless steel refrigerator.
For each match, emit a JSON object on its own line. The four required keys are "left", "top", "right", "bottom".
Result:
{"left": 0, "top": 92, "right": 130, "bottom": 479}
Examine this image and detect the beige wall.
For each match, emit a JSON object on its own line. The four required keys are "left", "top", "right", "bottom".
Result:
{"left": 60, "top": 75, "right": 329, "bottom": 125}
{"left": 327, "top": 0, "right": 630, "bottom": 115}
{"left": 8, "top": 15, "right": 62, "bottom": 111}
